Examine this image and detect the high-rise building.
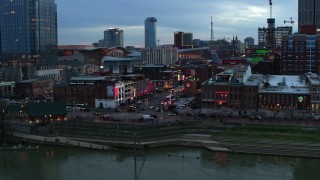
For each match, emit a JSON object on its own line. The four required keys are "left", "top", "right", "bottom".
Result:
{"left": 174, "top": 31, "right": 193, "bottom": 49}
{"left": 144, "top": 17, "right": 157, "bottom": 48}
{"left": 0, "top": 0, "right": 58, "bottom": 81}
{"left": 298, "top": 0, "right": 320, "bottom": 33}
{"left": 103, "top": 28, "right": 123, "bottom": 48}
{"left": 244, "top": 37, "right": 254, "bottom": 48}
{"left": 281, "top": 34, "right": 320, "bottom": 74}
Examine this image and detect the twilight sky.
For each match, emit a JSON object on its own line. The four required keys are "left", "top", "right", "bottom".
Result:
{"left": 56, "top": 0, "right": 298, "bottom": 47}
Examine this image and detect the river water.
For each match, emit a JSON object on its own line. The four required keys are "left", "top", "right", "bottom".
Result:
{"left": 1, "top": 146, "right": 319, "bottom": 180}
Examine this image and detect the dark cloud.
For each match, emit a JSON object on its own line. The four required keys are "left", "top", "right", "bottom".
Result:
{"left": 56, "top": 0, "right": 297, "bottom": 46}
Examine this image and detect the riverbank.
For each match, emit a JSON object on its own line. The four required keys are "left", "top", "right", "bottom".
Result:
{"left": 8, "top": 120, "right": 320, "bottom": 158}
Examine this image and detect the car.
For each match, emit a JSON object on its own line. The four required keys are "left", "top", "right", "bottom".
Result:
{"left": 95, "top": 111, "right": 101, "bottom": 115}
{"left": 167, "top": 113, "right": 176, "bottom": 116}
{"left": 251, "top": 115, "right": 262, "bottom": 120}
{"left": 149, "top": 106, "right": 154, "bottom": 109}
{"left": 101, "top": 114, "right": 112, "bottom": 120}
{"left": 113, "top": 108, "right": 121, "bottom": 112}
{"left": 128, "top": 108, "right": 136, "bottom": 112}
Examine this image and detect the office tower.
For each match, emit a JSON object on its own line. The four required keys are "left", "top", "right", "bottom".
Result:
{"left": 0, "top": 0, "right": 58, "bottom": 67}
{"left": 298, "top": 0, "right": 320, "bottom": 33}
{"left": 174, "top": 31, "right": 193, "bottom": 49}
{"left": 281, "top": 34, "right": 320, "bottom": 74}
{"left": 144, "top": 17, "right": 157, "bottom": 48}
{"left": 103, "top": 28, "right": 124, "bottom": 48}
{"left": 244, "top": 37, "right": 254, "bottom": 48}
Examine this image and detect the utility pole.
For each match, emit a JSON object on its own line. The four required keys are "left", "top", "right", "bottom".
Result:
{"left": 134, "top": 132, "right": 137, "bottom": 180}
{"left": 211, "top": 16, "right": 214, "bottom": 42}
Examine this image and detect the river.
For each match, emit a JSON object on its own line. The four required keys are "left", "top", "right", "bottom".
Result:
{"left": 1, "top": 146, "right": 320, "bottom": 180}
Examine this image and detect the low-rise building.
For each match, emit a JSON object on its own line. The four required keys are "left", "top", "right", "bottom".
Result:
{"left": 201, "top": 65, "right": 260, "bottom": 116}
{"left": 15, "top": 78, "right": 53, "bottom": 99}
{"left": 54, "top": 74, "right": 152, "bottom": 109}
{"left": 201, "top": 65, "right": 313, "bottom": 118}
{"left": 305, "top": 72, "right": 320, "bottom": 115}
{"left": 141, "top": 47, "right": 178, "bottom": 65}
{"left": 258, "top": 75, "right": 310, "bottom": 116}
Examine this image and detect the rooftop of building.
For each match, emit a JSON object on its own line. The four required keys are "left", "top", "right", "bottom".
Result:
{"left": 102, "top": 56, "right": 140, "bottom": 62}
{"left": 17, "top": 78, "right": 51, "bottom": 84}
{"left": 259, "top": 75, "right": 310, "bottom": 94}
{"left": 135, "top": 64, "right": 165, "bottom": 68}
{"left": 70, "top": 76, "right": 105, "bottom": 81}
{"left": 305, "top": 72, "right": 320, "bottom": 86}
{"left": 177, "top": 47, "right": 209, "bottom": 53}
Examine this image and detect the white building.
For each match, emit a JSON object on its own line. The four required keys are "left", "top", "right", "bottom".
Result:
{"left": 101, "top": 56, "right": 142, "bottom": 74}
{"left": 141, "top": 47, "right": 178, "bottom": 65}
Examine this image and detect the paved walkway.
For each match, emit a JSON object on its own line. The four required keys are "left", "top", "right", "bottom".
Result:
{"left": 12, "top": 132, "right": 114, "bottom": 151}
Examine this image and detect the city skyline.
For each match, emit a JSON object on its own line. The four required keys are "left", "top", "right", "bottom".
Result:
{"left": 56, "top": 0, "right": 298, "bottom": 47}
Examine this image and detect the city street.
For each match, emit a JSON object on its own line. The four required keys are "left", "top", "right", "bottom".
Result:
{"left": 66, "top": 89, "right": 200, "bottom": 124}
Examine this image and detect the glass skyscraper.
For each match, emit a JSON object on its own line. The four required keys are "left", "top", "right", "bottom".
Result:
{"left": 0, "top": 0, "right": 58, "bottom": 68}
{"left": 144, "top": 17, "right": 157, "bottom": 48}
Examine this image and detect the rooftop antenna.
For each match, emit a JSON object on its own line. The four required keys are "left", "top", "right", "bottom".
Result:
{"left": 211, "top": 16, "right": 214, "bottom": 42}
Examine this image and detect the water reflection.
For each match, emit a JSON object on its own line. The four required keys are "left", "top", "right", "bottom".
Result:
{"left": 0, "top": 146, "right": 320, "bottom": 180}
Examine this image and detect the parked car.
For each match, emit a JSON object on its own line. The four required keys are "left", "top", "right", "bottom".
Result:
{"left": 101, "top": 114, "right": 112, "bottom": 120}
{"left": 114, "top": 108, "right": 121, "bottom": 112}
{"left": 251, "top": 115, "right": 262, "bottom": 120}
{"left": 167, "top": 113, "right": 176, "bottom": 116}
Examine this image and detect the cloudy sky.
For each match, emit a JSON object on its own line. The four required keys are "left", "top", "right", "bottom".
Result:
{"left": 56, "top": 0, "right": 298, "bottom": 47}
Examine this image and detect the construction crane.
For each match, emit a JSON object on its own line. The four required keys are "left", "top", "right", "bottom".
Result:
{"left": 284, "top": 17, "right": 294, "bottom": 25}
{"left": 269, "top": 0, "right": 272, "bottom": 18}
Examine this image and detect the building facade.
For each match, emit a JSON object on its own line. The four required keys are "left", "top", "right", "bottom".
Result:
{"left": 244, "top": 37, "right": 254, "bottom": 48}
{"left": 174, "top": 32, "right": 193, "bottom": 49}
{"left": 144, "top": 17, "right": 157, "bottom": 48}
{"left": 0, "top": 0, "right": 58, "bottom": 67}
{"left": 53, "top": 76, "right": 108, "bottom": 108}
{"left": 257, "top": 75, "right": 310, "bottom": 117}
{"left": 258, "top": 26, "right": 292, "bottom": 48}
{"left": 141, "top": 47, "right": 178, "bottom": 65}
{"left": 103, "top": 28, "right": 124, "bottom": 48}
{"left": 15, "top": 78, "right": 53, "bottom": 98}
{"left": 298, "top": 0, "right": 320, "bottom": 33}
{"left": 101, "top": 56, "right": 142, "bottom": 75}
{"left": 201, "top": 65, "right": 313, "bottom": 118}
{"left": 201, "top": 65, "right": 260, "bottom": 116}
{"left": 281, "top": 34, "right": 320, "bottom": 75}
{"left": 305, "top": 72, "right": 320, "bottom": 115}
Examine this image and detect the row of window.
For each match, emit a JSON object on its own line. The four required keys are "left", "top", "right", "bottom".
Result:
{"left": 202, "top": 86, "right": 255, "bottom": 92}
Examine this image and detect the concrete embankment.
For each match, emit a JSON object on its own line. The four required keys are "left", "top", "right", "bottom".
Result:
{"left": 11, "top": 131, "right": 320, "bottom": 158}
{"left": 213, "top": 136, "right": 320, "bottom": 158}
{"left": 13, "top": 132, "right": 114, "bottom": 151}
{"left": 48, "top": 135, "right": 320, "bottom": 158}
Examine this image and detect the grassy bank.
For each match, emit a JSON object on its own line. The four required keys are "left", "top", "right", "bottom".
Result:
{"left": 216, "top": 124, "right": 320, "bottom": 143}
